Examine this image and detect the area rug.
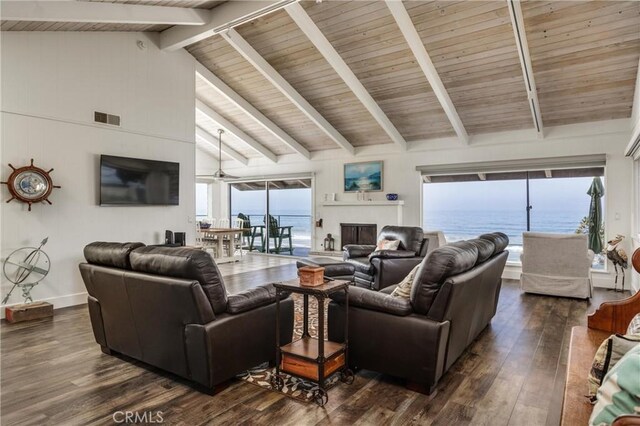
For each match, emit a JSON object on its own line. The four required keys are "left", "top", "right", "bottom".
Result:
{"left": 236, "top": 294, "right": 339, "bottom": 404}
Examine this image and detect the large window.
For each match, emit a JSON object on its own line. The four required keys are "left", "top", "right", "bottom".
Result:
{"left": 230, "top": 178, "right": 312, "bottom": 257}
{"left": 422, "top": 166, "right": 605, "bottom": 268}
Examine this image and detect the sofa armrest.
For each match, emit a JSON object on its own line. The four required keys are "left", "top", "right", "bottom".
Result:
{"left": 343, "top": 244, "right": 376, "bottom": 260}
{"left": 330, "top": 286, "right": 412, "bottom": 316}
{"left": 226, "top": 283, "right": 290, "bottom": 314}
{"left": 369, "top": 249, "right": 416, "bottom": 260}
{"left": 370, "top": 257, "right": 424, "bottom": 292}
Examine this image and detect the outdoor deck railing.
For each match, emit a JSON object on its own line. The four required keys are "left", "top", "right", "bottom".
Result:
{"left": 197, "top": 214, "right": 313, "bottom": 249}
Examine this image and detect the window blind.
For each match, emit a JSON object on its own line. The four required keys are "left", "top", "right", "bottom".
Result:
{"left": 417, "top": 155, "right": 605, "bottom": 183}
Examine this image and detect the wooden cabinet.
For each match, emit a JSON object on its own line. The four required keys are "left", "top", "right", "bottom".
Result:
{"left": 340, "top": 223, "right": 377, "bottom": 247}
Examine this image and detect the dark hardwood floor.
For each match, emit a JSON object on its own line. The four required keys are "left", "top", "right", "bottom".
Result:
{"left": 0, "top": 263, "right": 627, "bottom": 426}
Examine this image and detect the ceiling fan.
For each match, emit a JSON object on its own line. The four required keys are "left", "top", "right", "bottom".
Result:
{"left": 197, "top": 129, "right": 239, "bottom": 181}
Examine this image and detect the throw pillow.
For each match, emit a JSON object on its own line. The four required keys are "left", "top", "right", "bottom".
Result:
{"left": 376, "top": 239, "right": 400, "bottom": 251}
{"left": 391, "top": 264, "right": 421, "bottom": 299}
{"left": 588, "top": 334, "right": 640, "bottom": 401}
{"left": 627, "top": 313, "right": 640, "bottom": 335}
{"left": 589, "top": 343, "right": 640, "bottom": 426}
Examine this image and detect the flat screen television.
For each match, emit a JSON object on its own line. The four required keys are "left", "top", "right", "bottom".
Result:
{"left": 100, "top": 155, "right": 179, "bottom": 206}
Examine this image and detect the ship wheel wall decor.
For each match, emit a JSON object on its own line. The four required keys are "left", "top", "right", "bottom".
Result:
{"left": 0, "top": 159, "right": 61, "bottom": 211}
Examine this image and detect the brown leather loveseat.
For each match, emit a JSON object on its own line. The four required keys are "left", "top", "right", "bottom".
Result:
{"left": 79, "top": 242, "right": 294, "bottom": 393}
{"left": 329, "top": 233, "right": 509, "bottom": 394}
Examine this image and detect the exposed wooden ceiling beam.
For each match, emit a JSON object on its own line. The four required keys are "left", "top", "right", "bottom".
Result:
{"left": 0, "top": 1, "right": 209, "bottom": 25}
{"left": 285, "top": 3, "right": 406, "bottom": 150}
{"left": 385, "top": 0, "right": 469, "bottom": 145}
{"left": 195, "top": 126, "right": 249, "bottom": 166}
{"left": 196, "top": 99, "right": 278, "bottom": 163}
{"left": 160, "top": 0, "right": 297, "bottom": 51}
{"left": 221, "top": 28, "right": 355, "bottom": 155}
{"left": 195, "top": 61, "right": 311, "bottom": 160}
{"left": 507, "top": 0, "right": 544, "bottom": 138}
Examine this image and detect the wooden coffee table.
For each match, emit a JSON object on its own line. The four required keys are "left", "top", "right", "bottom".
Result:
{"left": 272, "top": 278, "right": 353, "bottom": 406}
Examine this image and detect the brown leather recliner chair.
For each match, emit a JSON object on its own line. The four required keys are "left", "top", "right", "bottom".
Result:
{"left": 79, "top": 243, "right": 294, "bottom": 393}
{"left": 343, "top": 225, "right": 438, "bottom": 291}
{"left": 329, "top": 233, "right": 509, "bottom": 394}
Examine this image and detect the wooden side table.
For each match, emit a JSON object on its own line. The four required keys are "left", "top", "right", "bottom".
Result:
{"left": 272, "top": 279, "right": 353, "bottom": 406}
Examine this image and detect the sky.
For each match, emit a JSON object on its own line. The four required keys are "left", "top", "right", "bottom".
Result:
{"left": 197, "top": 176, "right": 602, "bottom": 217}
{"left": 423, "top": 177, "right": 601, "bottom": 213}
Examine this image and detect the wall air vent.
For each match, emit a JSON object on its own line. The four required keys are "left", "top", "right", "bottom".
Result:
{"left": 94, "top": 111, "right": 121, "bottom": 127}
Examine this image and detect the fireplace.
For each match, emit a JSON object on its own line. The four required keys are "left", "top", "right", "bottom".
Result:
{"left": 340, "top": 223, "right": 377, "bottom": 247}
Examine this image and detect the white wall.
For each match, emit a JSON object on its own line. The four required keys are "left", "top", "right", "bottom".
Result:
{"left": 196, "top": 149, "right": 224, "bottom": 220}
{"left": 632, "top": 159, "right": 640, "bottom": 292}
{"left": 199, "top": 119, "right": 635, "bottom": 289}
{"left": 1, "top": 32, "right": 196, "bottom": 310}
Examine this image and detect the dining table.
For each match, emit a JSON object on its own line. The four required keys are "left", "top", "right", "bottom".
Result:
{"left": 199, "top": 227, "right": 244, "bottom": 264}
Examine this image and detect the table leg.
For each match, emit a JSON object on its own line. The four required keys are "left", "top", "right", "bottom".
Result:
{"left": 302, "top": 294, "right": 309, "bottom": 338}
{"left": 317, "top": 295, "right": 325, "bottom": 391}
{"left": 272, "top": 289, "right": 283, "bottom": 391}
{"left": 217, "top": 233, "right": 224, "bottom": 259}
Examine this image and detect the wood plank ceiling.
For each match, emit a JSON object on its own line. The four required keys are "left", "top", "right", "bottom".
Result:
{"left": 522, "top": 0, "right": 640, "bottom": 127}
{"left": 405, "top": 1, "right": 533, "bottom": 134}
{"left": 1, "top": 0, "right": 639, "bottom": 158}
{"left": 0, "top": 0, "right": 225, "bottom": 32}
{"left": 189, "top": 0, "right": 639, "bottom": 159}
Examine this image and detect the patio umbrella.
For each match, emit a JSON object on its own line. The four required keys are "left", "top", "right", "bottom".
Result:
{"left": 586, "top": 177, "right": 604, "bottom": 253}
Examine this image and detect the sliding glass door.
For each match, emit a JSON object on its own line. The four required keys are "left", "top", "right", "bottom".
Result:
{"left": 230, "top": 178, "right": 312, "bottom": 256}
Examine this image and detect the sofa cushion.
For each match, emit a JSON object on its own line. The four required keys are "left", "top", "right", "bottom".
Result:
{"left": 627, "top": 313, "right": 640, "bottom": 335}
{"left": 468, "top": 238, "right": 495, "bottom": 265}
{"left": 479, "top": 232, "right": 509, "bottom": 255}
{"left": 410, "top": 241, "right": 478, "bottom": 315}
{"left": 227, "top": 283, "right": 286, "bottom": 314}
{"left": 129, "top": 246, "right": 228, "bottom": 314}
{"left": 84, "top": 242, "right": 145, "bottom": 270}
{"left": 331, "top": 286, "right": 412, "bottom": 316}
{"left": 376, "top": 239, "right": 400, "bottom": 251}
{"left": 589, "top": 343, "right": 640, "bottom": 426}
{"left": 378, "top": 226, "right": 424, "bottom": 254}
{"left": 588, "top": 334, "right": 640, "bottom": 400}
{"left": 390, "top": 264, "right": 421, "bottom": 299}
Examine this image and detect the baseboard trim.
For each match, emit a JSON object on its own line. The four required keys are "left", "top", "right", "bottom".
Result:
{"left": 502, "top": 266, "right": 625, "bottom": 290}
{"left": 1, "top": 292, "right": 87, "bottom": 319}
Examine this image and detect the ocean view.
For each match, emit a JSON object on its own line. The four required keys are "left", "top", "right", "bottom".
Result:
{"left": 424, "top": 209, "right": 605, "bottom": 268}
{"left": 228, "top": 207, "right": 603, "bottom": 269}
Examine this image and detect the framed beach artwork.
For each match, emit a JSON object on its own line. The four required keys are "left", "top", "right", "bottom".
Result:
{"left": 344, "top": 161, "right": 383, "bottom": 192}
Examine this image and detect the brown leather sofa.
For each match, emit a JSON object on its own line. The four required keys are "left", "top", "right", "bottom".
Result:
{"left": 343, "top": 225, "right": 438, "bottom": 291}
{"left": 79, "top": 242, "right": 294, "bottom": 393}
{"left": 329, "top": 232, "right": 509, "bottom": 394}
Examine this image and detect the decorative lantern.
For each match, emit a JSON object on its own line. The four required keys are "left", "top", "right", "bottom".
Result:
{"left": 324, "top": 233, "right": 335, "bottom": 251}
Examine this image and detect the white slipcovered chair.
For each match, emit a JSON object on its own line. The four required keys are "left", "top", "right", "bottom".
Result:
{"left": 520, "top": 232, "right": 594, "bottom": 299}
{"left": 423, "top": 230, "right": 447, "bottom": 252}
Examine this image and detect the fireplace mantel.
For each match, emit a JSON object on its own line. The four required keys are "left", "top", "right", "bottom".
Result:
{"left": 322, "top": 201, "right": 404, "bottom": 207}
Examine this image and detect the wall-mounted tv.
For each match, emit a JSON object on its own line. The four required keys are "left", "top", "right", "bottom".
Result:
{"left": 100, "top": 155, "right": 179, "bottom": 206}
